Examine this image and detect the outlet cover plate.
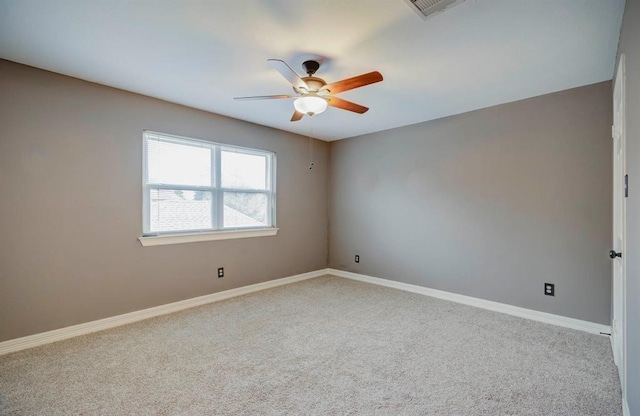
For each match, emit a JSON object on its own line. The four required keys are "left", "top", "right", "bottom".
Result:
{"left": 544, "top": 283, "right": 555, "bottom": 296}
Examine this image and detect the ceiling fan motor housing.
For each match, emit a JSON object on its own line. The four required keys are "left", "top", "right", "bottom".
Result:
{"left": 302, "top": 60, "right": 320, "bottom": 76}
{"left": 297, "top": 77, "right": 327, "bottom": 94}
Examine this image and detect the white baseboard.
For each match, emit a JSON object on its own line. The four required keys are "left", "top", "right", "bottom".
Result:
{"left": 0, "top": 269, "right": 325, "bottom": 356}
{"left": 327, "top": 268, "right": 611, "bottom": 336}
{"left": 0, "top": 268, "right": 613, "bottom": 356}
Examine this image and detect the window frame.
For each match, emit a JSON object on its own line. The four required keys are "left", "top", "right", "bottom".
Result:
{"left": 140, "top": 131, "right": 277, "bottom": 246}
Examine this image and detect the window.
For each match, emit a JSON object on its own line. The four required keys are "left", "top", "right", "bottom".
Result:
{"left": 141, "top": 131, "right": 276, "bottom": 245}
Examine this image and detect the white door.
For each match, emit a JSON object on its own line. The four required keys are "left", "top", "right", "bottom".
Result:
{"left": 611, "top": 54, "right": 626, "bottom": 397}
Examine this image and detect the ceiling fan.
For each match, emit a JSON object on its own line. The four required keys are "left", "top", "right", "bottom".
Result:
{"left": 234, "top": 59, "right": 383, "bottom": 122}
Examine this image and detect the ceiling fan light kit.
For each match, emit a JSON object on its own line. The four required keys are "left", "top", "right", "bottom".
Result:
{"left": 293, "top": 95, "right": 328, "bottom": 116}
{"left": 234, "top": 59, "right": 383, "bottom": 122}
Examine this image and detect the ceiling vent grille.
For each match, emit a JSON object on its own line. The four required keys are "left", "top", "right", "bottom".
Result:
{"left": 404, "top": 0, "right": 466, "bottom": 20}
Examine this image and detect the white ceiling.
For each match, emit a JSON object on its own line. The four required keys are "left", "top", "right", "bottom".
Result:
{"left": 0, "top": 0, "right": 625, "bottom": 141}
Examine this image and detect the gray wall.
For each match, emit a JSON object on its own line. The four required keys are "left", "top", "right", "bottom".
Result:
{"left": 329, "top": 82, "right": 612, "bottom": 325}
{"left": 0, "top": 59, "right": 329, "bottom": 342}
{"left": 0, "top": 55, "right": 620, "bottom": 350}
{"left": 616, "top": 0, "right": 640, "bottom": 413}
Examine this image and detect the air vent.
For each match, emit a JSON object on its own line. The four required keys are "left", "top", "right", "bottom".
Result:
{"left": 404, "top": 0, "right": 465, "bottom": 20}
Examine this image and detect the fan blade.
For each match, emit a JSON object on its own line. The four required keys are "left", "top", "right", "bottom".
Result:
{"left": 327, "top": 97, "right": 369, "bottom": 114}
{"left": 322, "top": 71, "right": 383, "bottom": 94}
{"left": 267, "top": 59, "right": 309, "bottom": 91}
{"left": 234, "top": 94, "right": 297, "bottom": 101}
{"left": 291, "top": 111, "right": 304, "bottom": 122}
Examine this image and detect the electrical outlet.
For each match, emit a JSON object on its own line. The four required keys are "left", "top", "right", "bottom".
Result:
{"left": 544, "top": 283, "right": 554, "bottom": 296}
{"left": 218, "top": 267, "right": 224, "bottom": 278}
{"left": 355, "top": 255, "right": 360, "bottom": 263}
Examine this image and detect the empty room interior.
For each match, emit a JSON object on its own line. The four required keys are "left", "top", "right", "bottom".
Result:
{"left": 1, "top": 0, "right": 638, "bottom": 415}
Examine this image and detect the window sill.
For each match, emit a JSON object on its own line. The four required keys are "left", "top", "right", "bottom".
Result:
{"left": 138, "top": 228, "right": 279, "bottom": 247}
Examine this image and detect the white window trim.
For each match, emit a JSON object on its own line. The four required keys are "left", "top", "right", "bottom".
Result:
{"left": 138, "top": 227, "right": 279, "bottom": 246}
{"left": 141, "top": 131, "right": 277, "bottom": 246}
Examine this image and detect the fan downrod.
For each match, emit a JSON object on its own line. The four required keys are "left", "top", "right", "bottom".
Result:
{"left": 302, "top": 60, "right": 320, "bottom": 76}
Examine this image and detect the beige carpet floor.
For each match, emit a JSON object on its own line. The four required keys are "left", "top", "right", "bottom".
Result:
{"left": 0, "top": 275, "right": 621, "bottom": 415}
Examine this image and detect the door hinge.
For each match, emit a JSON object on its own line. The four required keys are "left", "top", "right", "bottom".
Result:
{"left": 625, "top": 174, "right": 628, "bottom": 198}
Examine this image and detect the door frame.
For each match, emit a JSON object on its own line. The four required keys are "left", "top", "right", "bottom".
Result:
{"left": 612, "top": 53, "right": 627, "bottom": 401}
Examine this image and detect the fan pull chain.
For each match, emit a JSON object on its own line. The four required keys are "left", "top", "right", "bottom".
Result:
{"left": 308, "top": 118, "right": 315, "bottom": 170}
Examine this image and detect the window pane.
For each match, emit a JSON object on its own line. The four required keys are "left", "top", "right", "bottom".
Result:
{"left": 147, "top": 139, "right": 211, "bottom": 186}
{"left": 150, "top": 189, "right": 212, "bottom": 232}
{"left": 221, "top": 151, "right": 267, "bottom": 190}
{"left": 223, "top": 192, "right": 268, "bottom": 228}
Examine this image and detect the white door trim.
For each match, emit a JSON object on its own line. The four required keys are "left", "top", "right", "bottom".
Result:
{"left": 611, "top": 53, "right": 627, "bottom": 403}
